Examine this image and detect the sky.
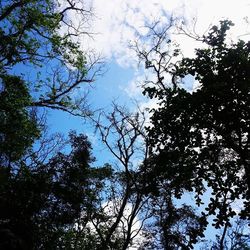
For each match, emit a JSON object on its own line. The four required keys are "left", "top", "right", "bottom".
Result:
{"left": 87, "top": 0, "right": 250, "bottom": 61}
{"left": 49, "top": 0, "right": 250, "bottom": 247}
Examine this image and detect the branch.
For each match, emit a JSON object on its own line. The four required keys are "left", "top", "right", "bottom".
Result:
{"left": 0, "top": 1, "right": 26, "bottom": 21}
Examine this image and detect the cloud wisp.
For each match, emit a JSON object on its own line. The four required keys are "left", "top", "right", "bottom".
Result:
{"left": 86, "top": 0, "right": 250, "bottom": 65}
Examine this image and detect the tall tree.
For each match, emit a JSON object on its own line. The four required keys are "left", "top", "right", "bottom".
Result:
{"left": 137, "top": 19, "right": 250, "bottom": 246}
{"left": 91, "top": 104, "right": 150, "bottom": 250}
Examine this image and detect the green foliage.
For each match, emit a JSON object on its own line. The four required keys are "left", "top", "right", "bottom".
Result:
{"left": 1, "top": 0, "right": 57, "bottom": 66}
{"left": 0, "top": 0, "right": 93, "bottom": 116}
{"left": 0, "top": 74, "right": 40, "bottom": 163}
{"left": 0, "top": 0, "right": 82, "bottom": 67}
{"left": 142, "top": 20, "right": 250, "bottom": 244}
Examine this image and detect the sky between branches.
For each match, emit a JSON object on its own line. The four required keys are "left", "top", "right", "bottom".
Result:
{"left": 51, "top": 0, "right": 250, "bottom": 137}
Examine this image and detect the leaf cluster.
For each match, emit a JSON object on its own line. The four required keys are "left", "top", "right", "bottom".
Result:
{"left": 141, "top": 19, "right": 250, "bottom": 246}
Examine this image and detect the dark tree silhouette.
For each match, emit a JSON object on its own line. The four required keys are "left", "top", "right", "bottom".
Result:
{"left": 136, "top": 19, "right": 250, "bottom": 246}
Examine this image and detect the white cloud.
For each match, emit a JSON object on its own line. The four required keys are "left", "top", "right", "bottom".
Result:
{"left": 174, "top": 0, "right": 250, "bottom": 57}
{"left": 124, "top": 73, "right": 145, "bottom": 98}
{"left": 60, "top": 0, "right": 250, "bottom": 68}
{"left": 83, "top": 0, "right": 173, "bottom": 66}
{"left": 85, "top": 0, "right": 249, "bottom": 66}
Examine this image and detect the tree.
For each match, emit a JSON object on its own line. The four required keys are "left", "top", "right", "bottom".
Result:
{"left": 136, "top": 19, "right": 250, "bottom": 246}
{"left": 0, "top": 131, "right": 112, "bottom": 249}
{"left": 91, "top": 104, "right": 150, "bottom": 250}
{"left": 0, "top": 0, "right": 101, "bottom": 116}
{"left": 140, "top": 191, "right": 207, "bottom": 250}
{"left": 91, "top": 104, "right": 207, "bottom": 249}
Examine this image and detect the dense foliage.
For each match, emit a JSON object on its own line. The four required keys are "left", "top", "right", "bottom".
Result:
{"left": 0, "top": 131, "right": 112, "bottom": 249}
{"left": 141, "top": 20, "right": 250, "bottom": 244}
{"left": 0, "top": 75, "right": 40, "bottom": 164}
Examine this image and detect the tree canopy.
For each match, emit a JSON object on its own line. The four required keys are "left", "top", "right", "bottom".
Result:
{"left": 140, "top": 20, "right": 250, "bottom": 243}
{"left": 0, "top": 0, "right": 98, "bottom": 116}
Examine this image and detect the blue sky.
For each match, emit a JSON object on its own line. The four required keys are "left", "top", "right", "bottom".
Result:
{"left": 46, "top": 61, "right": 137, "bottom": 165}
